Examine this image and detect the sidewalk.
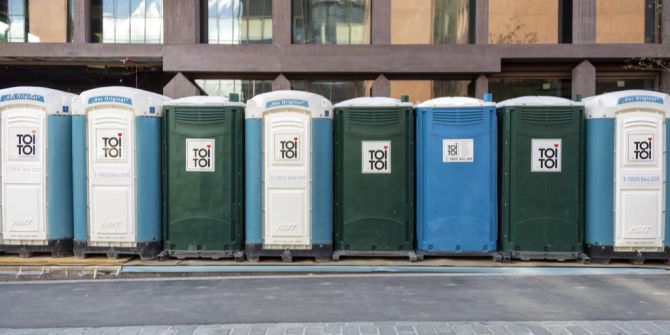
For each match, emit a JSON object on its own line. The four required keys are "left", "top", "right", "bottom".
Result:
{"left": 3, "top": 321, "right": 670, "bottom": 335}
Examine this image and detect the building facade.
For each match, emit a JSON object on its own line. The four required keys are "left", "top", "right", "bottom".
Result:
{"left": 0, "top": 0, "right": 669, "bottom": 103}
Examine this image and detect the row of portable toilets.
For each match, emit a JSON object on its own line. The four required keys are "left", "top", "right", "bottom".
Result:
{"left": 0, "top": 86, "right": 668, "bottom": 264}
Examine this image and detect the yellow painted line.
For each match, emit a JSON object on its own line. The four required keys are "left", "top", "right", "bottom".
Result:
{"left": 0, "top": 256, "right": 131, "bottom": 266}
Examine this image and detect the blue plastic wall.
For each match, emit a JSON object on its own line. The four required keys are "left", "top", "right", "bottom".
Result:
{"left": 311, "top": 118, "right": 333, "bottom": 245}
{"left": 72, "top": 115, "right": 88, "bottom": 242}
{"left": 245, "top": 118, "right": 263, "bottom": 245}
{"left": 416, "top": 106, "right": 497, "bottom": 253}
{"left": 666, "top": 120, "right": 670, "bottom": 246}
{"left": 584, "top": 119, "right": 615, "bottom": 246}
{"left": 47, "top": 115, "right": 73, "bottom": 240}
{"left": 135, "top": 117, "right": 161, "bottom": 243}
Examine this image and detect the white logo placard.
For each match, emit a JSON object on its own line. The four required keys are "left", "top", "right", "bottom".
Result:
{"left": 531, "top": 138, "right": 561, "bottom": 172}
{"left": 96, "top": 129, "right": 125, "bottom": 161}
{"left": 9, "top": 127, "right": 38, "bottom": 161}
{"left": 362, "top": 141, "right": 391, "bottom": 174}
{"left": 443, "top": 139, "right": 474, "bottom": 163}
{"left": 627, "top": 134, "right": 655, "bottom": 163}
{"left": 186, "top": 139, "right": 215, "bottom": 172}
{"left": 274, "top": 134, "right": 301, "bottom": 161}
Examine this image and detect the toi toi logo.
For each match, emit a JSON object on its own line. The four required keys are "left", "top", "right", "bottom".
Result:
{"left": 632, "top": 136, "right": 653, "bottom": 161}
{"left": 280, "top": 137, "right": 299, "bottom": 160}
{"left": 186, "top": 139, "right": 215, "bottom": 172}
{"left": 15, "top": 131, "right": 36, "bottom": 157}
{"left": 531, "top": 139, "right": 562, "bottom": 172}
{"left": 362, "top": 141, "right": 391, "bottom": 174}
{"left": 102, "top": 133, "right": 123, "bottom": 158}
{"left": 192, "top": 145, "right": 212, "bottom": 168}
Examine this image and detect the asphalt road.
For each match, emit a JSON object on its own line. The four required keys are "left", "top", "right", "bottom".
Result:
{"left": 1, "top": 272, "right": 670, "bottom": 328}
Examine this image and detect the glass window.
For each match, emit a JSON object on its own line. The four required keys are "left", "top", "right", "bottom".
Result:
{"left": 205, "top": 0, "right": 272, "bottom": 44}
{"left": 433, "top": 80, "right": 476, "bottom": 98}
{"left": 195, "top": 79, "right": 273, "bottom": 102}
{"left": 292, "top": 0, "right": 371, "bottom": 45}
{"left": 433, "top": 0, "right": 474, "bottom": 44}
{"left": 391, "top": 0, "right": 474, "bottom": 45}
{"left": 596, "top": 0, "right": 658, "bottom": 44}
{"left": 489, "top": 0, "right": 560, "bottom": 44}
{"left": 93, "top": 0, "right": 163, "bottom": 43}
{"left": 390, "top": 80, "right": 475, "bottom": 103}
{"left": 488, "top": 78, "right": 571, "bottom": 101}
{"left": 0, "top": 0, "right": 72, "bottom": 43}
{"left": 596, "top": 78, "right": 656, "bottom": 94}
{"left": 291, "top": 80, "right": 369, "bottom": 103}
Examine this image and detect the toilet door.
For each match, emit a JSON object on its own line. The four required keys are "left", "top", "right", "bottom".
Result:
{"left": 87, "top": 108, "right": 135, "bottom": 243}
{"left": 615, "top": 109, "right": 665, "bottom": 251}
{"left": 1, "top": 106, "right": 47, "bottom": 241}
{"left": 263, "top": 110, "right": 311, "bottom": 248}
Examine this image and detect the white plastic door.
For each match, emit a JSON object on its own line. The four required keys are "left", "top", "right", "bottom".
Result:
{"left": 1, "top": 106, "right": 47, "bottom": 241}
{"left": 615, "top": 109, "right": 666, "bottom": 251}
{"left": 87, "top": 108, "right": 135, "bottom": 244}
{"left": 263, "top": 110, "right": 311, "bottom": 248}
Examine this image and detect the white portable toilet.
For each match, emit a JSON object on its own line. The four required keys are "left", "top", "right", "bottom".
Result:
{"left": 245, "top": 90, "right": 333, "bottom": 262}
{"left": 0, "top": 87, "right": 75, "bottom": 257}
{"left": 585, "top": 90, "right": 670, "bottom": 263}
{"left": 73, "top": 87, "right": 170, "bottom": 260}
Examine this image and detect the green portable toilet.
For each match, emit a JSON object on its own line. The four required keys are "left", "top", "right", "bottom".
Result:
{"left": 333, "top": 97, "right": 416, "bottom": 261}
{"left": 160, "top": 95, "right": 245, "bottom": 260}
{"left": 498, "top": 96, "right": 587, "bottom": 262}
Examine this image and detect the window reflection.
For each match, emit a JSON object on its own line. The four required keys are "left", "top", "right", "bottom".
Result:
{"left": 293, "top": 0, "right": 371, "bottom": 45}
{"left": 0, "top": 0, "right": 73, "bottom": 43}
{"left": 206, "top": 0, "right": 272, "bottom": 44}
{"left": 94, "top": 0, "right": 163, "bottom": 43}
{"left": 195, "top": 79, "right": 273, "bottom": 102}
{"left": 596, "top": 78, "right": 656, "bottom": 94}
{"left": 291, "top": 80, "right": 369, "bottom": 103}
{"left": 488, "top": 78, "right": 572, "bottom": 101}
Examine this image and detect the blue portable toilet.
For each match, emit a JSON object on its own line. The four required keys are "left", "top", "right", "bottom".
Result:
{"left": 415, "top": 96, "right": 498, "bottom": 259}
{"left": 245, "top": 90, "right": 333, "bottom": 262}
{"left": 0, "top": 87, "right": 74, "bottom": 257}
{"left": 72, "top": 87, "right": 170, "bottom": 260}
{"left": 585, "top": 90, "right": 670, "bottom": 264}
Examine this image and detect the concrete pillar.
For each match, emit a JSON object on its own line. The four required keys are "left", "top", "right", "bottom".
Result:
{"left": 273, "top": 74, "right": 291, "bottom": 91}
{"left": 371, "top": 0, "right": 391, "bottom": 44}
{"left": 572, "top": 60, "right": 596, "bottom": 100}
{"left": 573, "top": 0, "right": 596, "bottom": 44}
{"left": 475, "top": 0, "right": 489, "bottom": 44}
{"left": 475, "top": 75, "right": 489, "bottom": 99}
{"left": 662, "top": 0, "right": 670, "bottom": 44}
{"left": 163, "top": 73, "right": 201, "bottom": 98}
{"left": 660, "top": 71, "right": 670, "bottom": 94}
{"left": 164, "top": 0, "right": 201, "bottom": 44}
{"left": 371, "top": 75, "right": 391, "bottom": 97}
{"left": 273, "top": 0, "right": 292, "bottom": 44}
{"left": 73, "top": 0, "right": 90, "bottom": 43}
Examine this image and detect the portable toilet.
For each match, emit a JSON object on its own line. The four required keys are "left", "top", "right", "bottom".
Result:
{"left": 245, "top": 90, "right": 333, "bottom": 262}
{"left": 498, "top": 96, "right": 587, "bottom": 261}
{"left": 415, "top": 95, "right": 498, "bottom": 260}
{"left": 72, "top": 87, "right": 170, "bottom": 260}
{"left": 585, "top": 90, "right": 670, "bottom": 264}
{"left": 160, "top": 95, "right": 245, "bottom": 260}
{"left": 0, "top": 87, "right": 74, "bottom": 257}
{"left": 333, "top": 97, "right": 416, "bottom": 261}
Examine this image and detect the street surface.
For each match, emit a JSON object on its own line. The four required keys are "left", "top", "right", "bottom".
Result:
{"left": 0, "top": 272, "right": 669, "bottom": 333}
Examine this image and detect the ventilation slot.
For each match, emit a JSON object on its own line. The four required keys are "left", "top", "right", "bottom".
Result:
{"left": 519, "top": 110, "right": 575, "bottom": 123}
{"left": 174, "top": 109, "right": 227, "bottom": 123}
{"left": 432, "top": 110, "right": 485, "bottom": 126}
{"left": 348, "top": 109, "right": 401, "bottom": 125}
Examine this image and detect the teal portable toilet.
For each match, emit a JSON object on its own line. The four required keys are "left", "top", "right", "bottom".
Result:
{"left": 73, "top": 87, "right": 170, "bottom": 260}
{"left": 0, "top": 87, "right": 74, "bottom": 257}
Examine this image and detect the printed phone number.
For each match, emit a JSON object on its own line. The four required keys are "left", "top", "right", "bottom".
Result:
{"left": 622, "top": 176, "right": 660, "bottom": 182}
